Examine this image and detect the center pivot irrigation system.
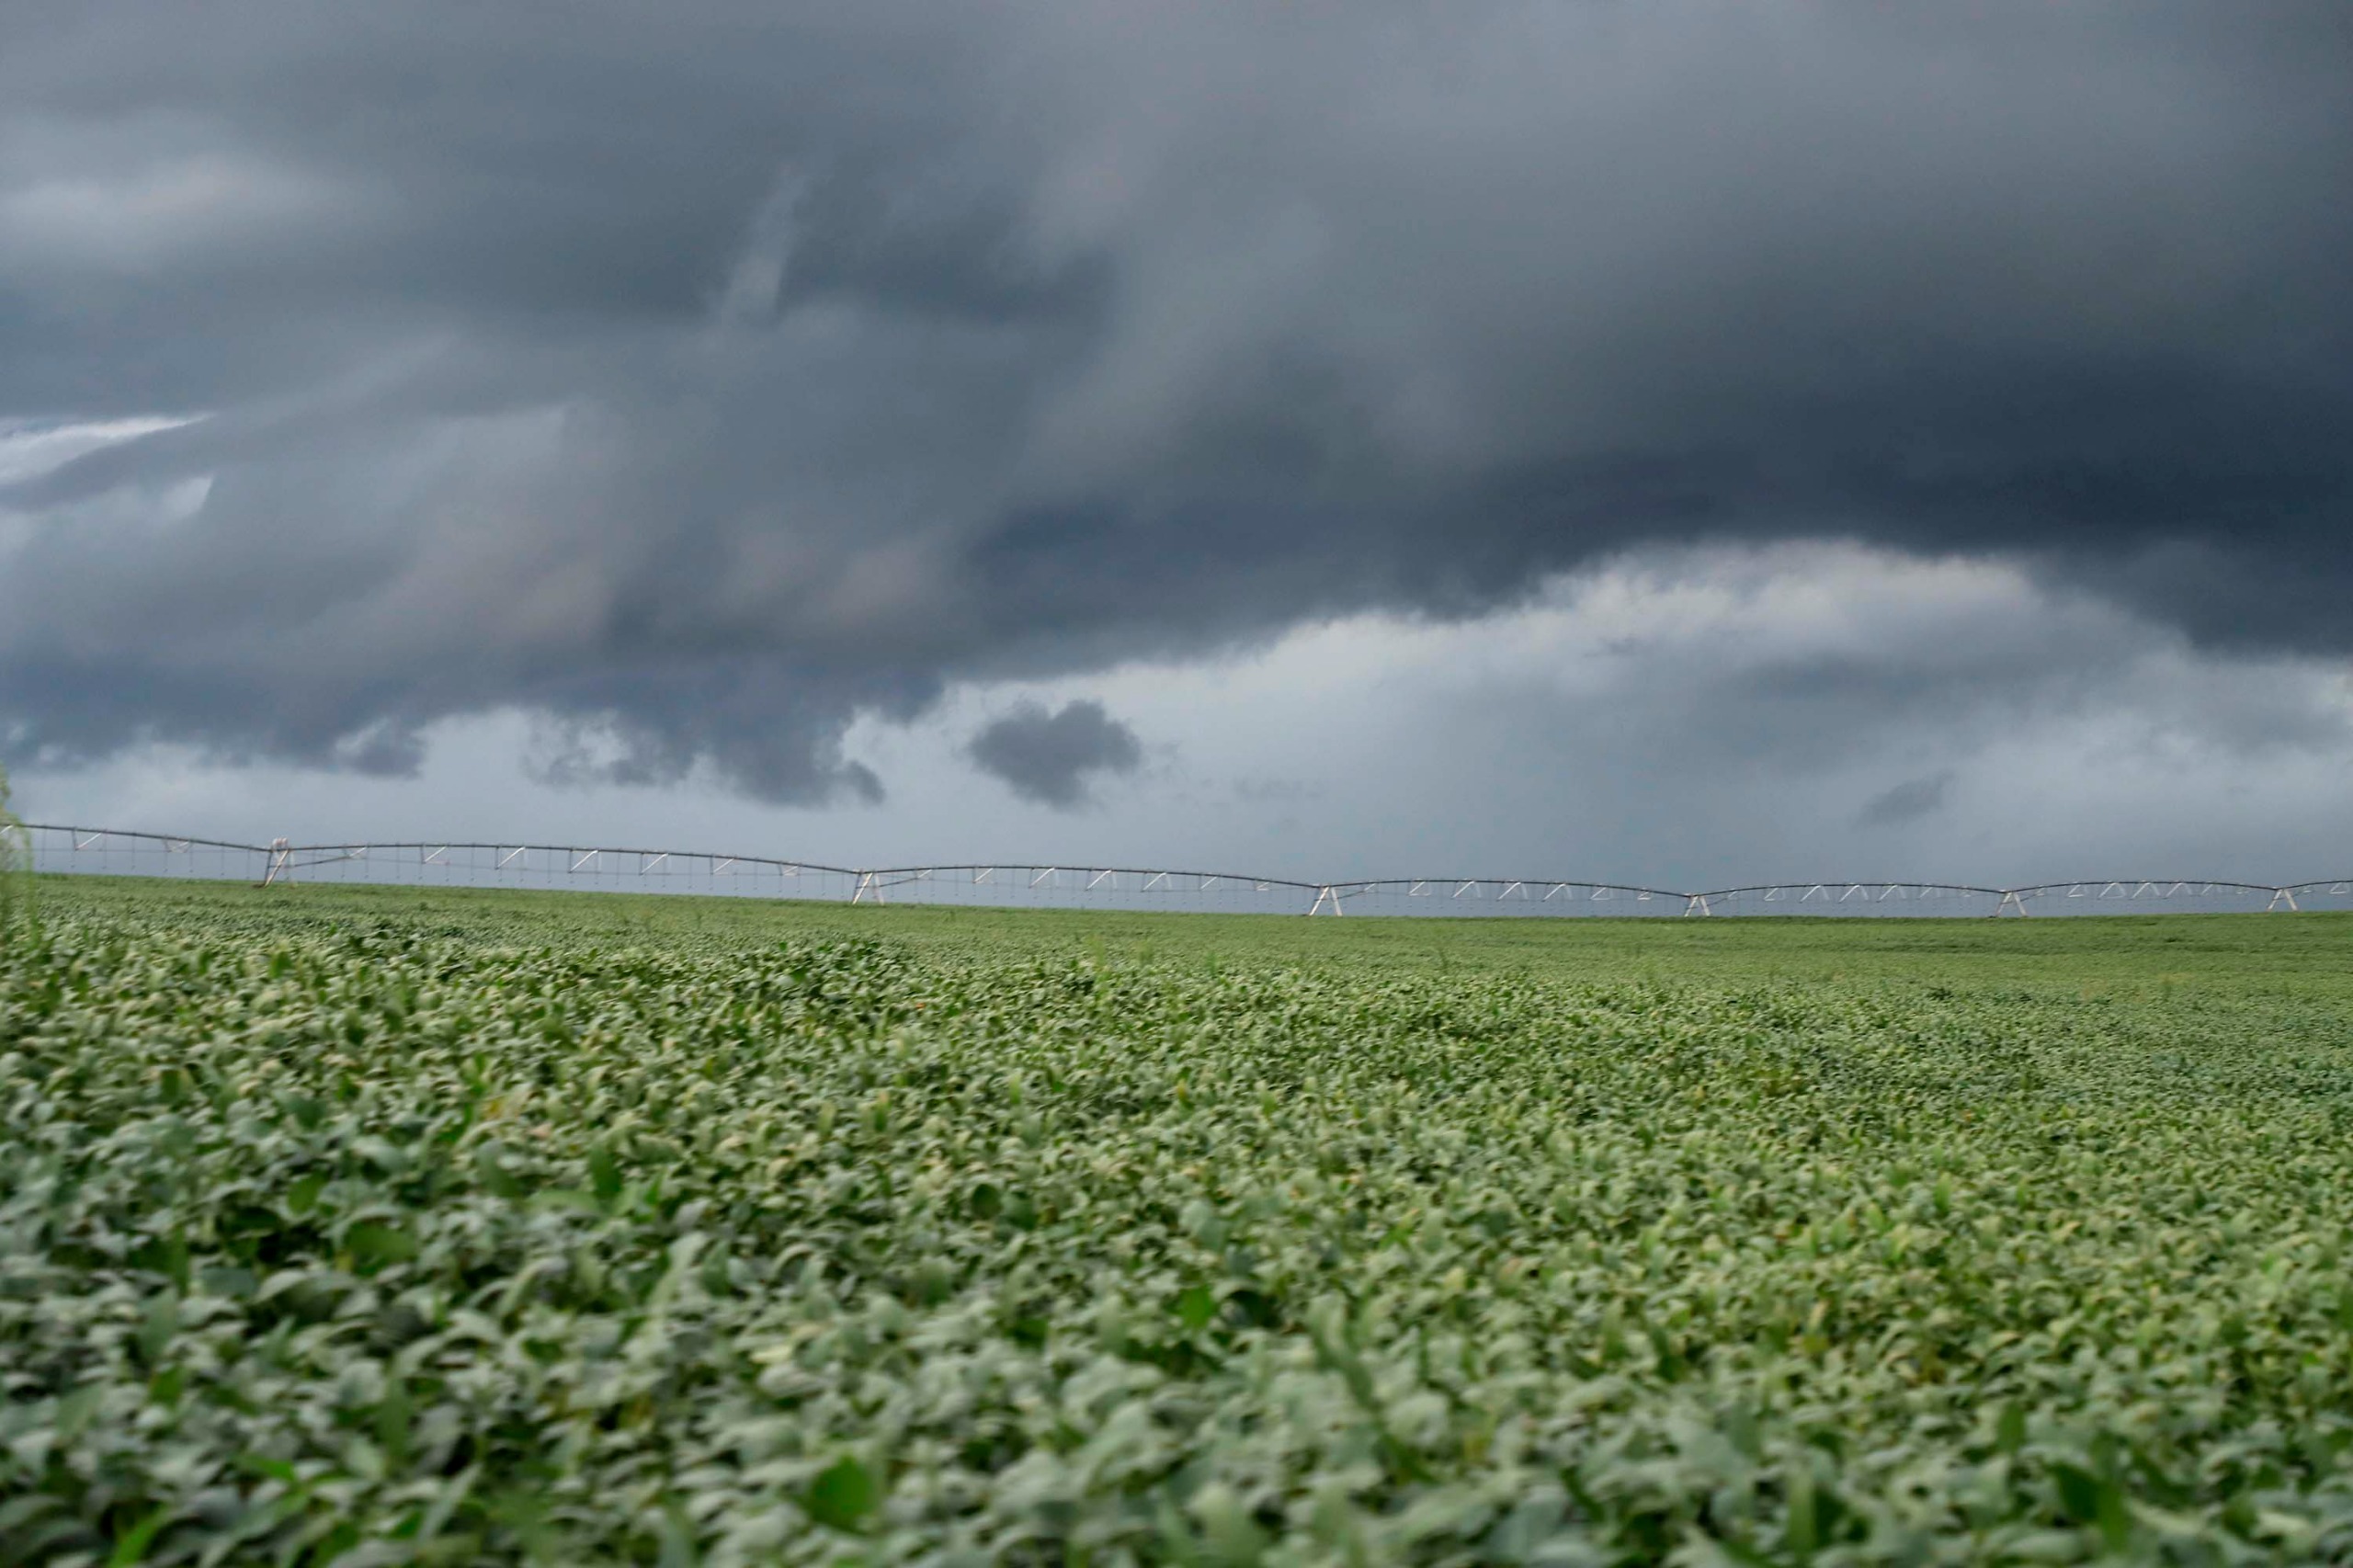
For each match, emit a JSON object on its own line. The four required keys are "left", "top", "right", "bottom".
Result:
{"left": 17, "top": 823, "right": 2353, "bottom": 918}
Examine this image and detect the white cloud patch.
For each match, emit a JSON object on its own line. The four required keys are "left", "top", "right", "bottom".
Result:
{"left": 0, "top": 416, "right": 199, "bottom": 488}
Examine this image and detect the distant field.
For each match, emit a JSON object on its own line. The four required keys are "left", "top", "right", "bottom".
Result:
{"left": 6, "top": 875, "right": 2353, "bottom": 1563}
{"left": 33, "top": 872, "right": 2353, "bottom": 992}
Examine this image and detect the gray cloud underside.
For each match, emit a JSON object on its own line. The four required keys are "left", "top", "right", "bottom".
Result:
{"left": 966, "top": 699, "right": 1142, "bottom": 809}
{"left": 2, "top": 3, "right": 2348, "bottom": 800}
{"left": 1855, "top": 771, "right": 1955, "bottom": 831}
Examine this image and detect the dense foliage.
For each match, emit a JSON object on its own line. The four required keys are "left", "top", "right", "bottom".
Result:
{"left": 6, "top": 881, "right": 2353, "bottom": 1564}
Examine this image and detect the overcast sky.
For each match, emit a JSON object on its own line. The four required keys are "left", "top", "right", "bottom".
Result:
{"left": 6, "top": 3, "right": 2350, "bottom": 885}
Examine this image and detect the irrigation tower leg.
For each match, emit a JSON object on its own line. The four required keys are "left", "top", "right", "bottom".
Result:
{"left": 850, "top": 870, "right": 882, "bottom": 905}
{"left": 1307, "top": 885, "right": 1342, "bottom": 915}
{"left": 2269, "top": 887, "right": 2300, "bottom": 912}
{"left": 1683, "top": 895, "right": 1711, "bottom": 917}
{"left": 260, "top": 837, "right": 292, "bottom": 888}
{"left": 1993, "top": 891, "right": 2028, "bottom": 917}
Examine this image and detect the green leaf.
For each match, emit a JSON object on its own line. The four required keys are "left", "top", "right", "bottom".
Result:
{"left": 0, "top": 1495, "right": 58, "bottom": 1535}
{"left": 1172, "top": 1284, "right": 1217, "bottom": 1333}
{"left": 474, "top": 1146, "right": 526, "bottom": 1199}
{"left": 805, "top": 1455, "right": 878, "bottom": 1533}
{"left": 345, "top": 1221, "right": 420, "bottom": 1269}
{"left": 1996, "top": 1402, "right": 2028, "bottom": 1456}
{"left": 105, "top": 1506, "right": 172, "bottom": 1567}
{"left": 1784, "top": 1467, "right": 1817, "bottom": 1556}
{"left": 588, "top": 1142, "right": 624, "bottom": 1204}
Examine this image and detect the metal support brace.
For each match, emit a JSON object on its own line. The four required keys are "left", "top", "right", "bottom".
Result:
{"left": 1684, "top": 894, "right": 1711, "bottom": 917}
{"left": 1307, "top": 885, "right": 1343, "bottom": 916}
{"left": 851, "top": 870, "right": 881, "bottom": 904}
{"left": 2269, "top": 887, "right": 2300, "bottom": 912}
{"left": 261, "top": 837, "right": 293, "bottom": 888}
{"left": 1993, "top": 890, "right": 2029, "bottom": 917}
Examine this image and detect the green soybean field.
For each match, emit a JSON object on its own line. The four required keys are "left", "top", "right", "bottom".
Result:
{"left": 6, "top": 877, "right": 2353, "bottom": 1566}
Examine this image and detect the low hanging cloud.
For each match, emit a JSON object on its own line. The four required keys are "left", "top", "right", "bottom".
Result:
{"left": 966, "top": 699, "right": 1142, "bottom": 809}
{"left": 25, "top": 542, "right": 2353, "bottom": 887}
{"left": 0, "top": 5, "right": 2347, "bottom": 802}
{"left": 1855, "top": 771, "right": 1955, "bottom": 830}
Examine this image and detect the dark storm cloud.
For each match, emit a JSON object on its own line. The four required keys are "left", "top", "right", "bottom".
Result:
{"left": 966, "top": 699, "right": 1142, "bottom": 809}
{"left": 1857, "top": 772, "right": 1954, "bottom": 830}
{"left": 3, "top": 2, "right": 2348, "bottom": 799}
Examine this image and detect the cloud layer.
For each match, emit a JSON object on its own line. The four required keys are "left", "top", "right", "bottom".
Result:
{"left": 966, "top": 699, "right": 1142, "bottom": 809}
{"left": 2, "top": 4, "right": 2348, "bottom": 803}
{"left": 19, "top": 545, "right": 2352, "bottom": 887}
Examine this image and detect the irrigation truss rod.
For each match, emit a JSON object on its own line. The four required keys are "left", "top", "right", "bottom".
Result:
{"left": 21, "top": 824, "right": 2353, "bottom": 914}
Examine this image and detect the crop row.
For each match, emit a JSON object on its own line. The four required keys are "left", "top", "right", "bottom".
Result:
{"left": 4, "top": 902, "right": 2353, "bottom": 1563}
